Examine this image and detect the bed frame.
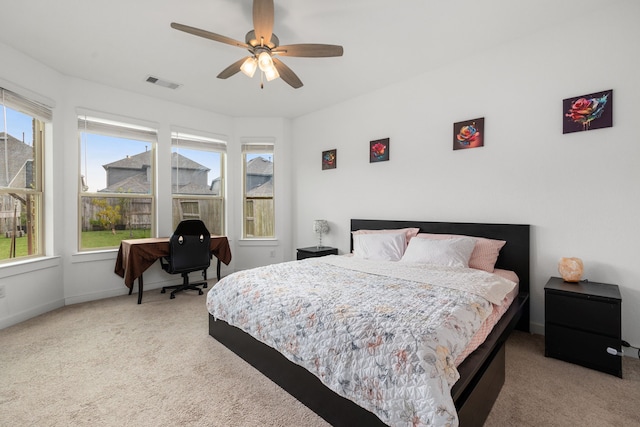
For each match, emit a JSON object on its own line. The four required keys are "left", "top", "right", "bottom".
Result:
{"left": 209, "top": 219, "right": 530, "bottom": 426}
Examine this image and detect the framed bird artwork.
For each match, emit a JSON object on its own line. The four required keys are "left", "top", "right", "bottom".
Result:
{"left": 563, "top": 89, "right": 613, "bottom": 134}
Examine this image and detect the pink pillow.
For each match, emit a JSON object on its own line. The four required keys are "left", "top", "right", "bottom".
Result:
{"left": 415, "top": 233, "right": 506, "bottom": 273}
{"left": 352, "top": 228, "right": 420, "bottom": 246}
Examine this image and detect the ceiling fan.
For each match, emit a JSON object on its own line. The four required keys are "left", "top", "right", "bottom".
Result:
{"left": 171, "top": 0, "right": 344, "bottom": 89}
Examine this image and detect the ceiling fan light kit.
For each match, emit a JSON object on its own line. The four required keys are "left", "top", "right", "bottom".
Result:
{"left": 240, "top": 57, "right": 258, "bottom": 78}
{"left": 171, "top": 0, "right": 343, "bottom": 89}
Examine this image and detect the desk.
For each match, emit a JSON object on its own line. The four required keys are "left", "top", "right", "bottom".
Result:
{"left": 114, "top": 236, "right": 232, "bottom": 304}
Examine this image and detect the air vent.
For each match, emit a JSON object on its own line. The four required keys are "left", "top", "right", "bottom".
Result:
{"left": 145, "top": 75, "right": 182, "bottom": 90}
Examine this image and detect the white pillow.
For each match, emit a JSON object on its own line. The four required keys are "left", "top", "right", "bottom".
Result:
{"left": 353, "top": 232, "right": 406, "bottom": 261}
{"left": 400, "top": 236, "right": 476, "bottom": 267}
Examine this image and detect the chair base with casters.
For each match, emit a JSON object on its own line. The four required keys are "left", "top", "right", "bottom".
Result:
{"left": 160, "top": 268, "right": 209, "bottom": 299}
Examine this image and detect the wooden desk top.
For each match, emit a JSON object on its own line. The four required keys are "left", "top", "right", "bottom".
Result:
{"left": 114, "top": 236, "right": 231, "bottom": 288}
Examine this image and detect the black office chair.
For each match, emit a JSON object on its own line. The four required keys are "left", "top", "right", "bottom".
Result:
{"left": 160, "top": 220, "right": 211, "bottom": 299}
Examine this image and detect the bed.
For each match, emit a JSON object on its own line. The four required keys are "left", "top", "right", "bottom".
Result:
{"left": 207, "top": 219, "right": 530, "bottom": 426}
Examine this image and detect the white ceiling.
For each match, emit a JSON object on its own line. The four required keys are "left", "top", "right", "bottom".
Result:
{"left": 0, "top": 0, "right": 613, "bottom": 118}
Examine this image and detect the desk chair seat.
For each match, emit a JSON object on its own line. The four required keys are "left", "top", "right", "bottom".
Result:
{"left": 160, "top": 220, "right": 211, "bottom": 299}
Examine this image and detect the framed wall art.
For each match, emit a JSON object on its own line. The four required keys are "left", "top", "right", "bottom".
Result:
{"left": 563, "top": 89, "right": 613, "bottom": 134}
{"left": 369, "top": 138, "right": 389, "bottom": 163}
{"left": 322, "top": 149, "right": 337, "bottom": 170}
{"left": 453, "top": 117, "right": 484, "bottom": 150}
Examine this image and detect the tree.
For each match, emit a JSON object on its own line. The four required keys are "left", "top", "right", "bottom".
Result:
{"left": 118, "top": 195, "right": 133, "bottom": 237}
{"left": 92, "top": 199, "right": 121, "bottom": 234}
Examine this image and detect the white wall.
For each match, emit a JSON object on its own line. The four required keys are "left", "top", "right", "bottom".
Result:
{"left": 0, "top": 41, "right": 291, "bottom": 328}
{"left": 291, "top": 2, "right": 640, "bottom": 348}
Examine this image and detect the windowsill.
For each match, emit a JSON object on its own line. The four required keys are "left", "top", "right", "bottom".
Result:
{"left": 0, "top": 256, "right": 61, "bottom": 279}
{"left": 71, "top": 249, "right": 118, "bottom": 264}
{"left": 237, "top": 238, "right": 279, "bottom": 247}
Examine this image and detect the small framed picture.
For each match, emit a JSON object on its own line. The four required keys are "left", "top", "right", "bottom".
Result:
{"left": 453, "top": 118, "right": 484, "bottom": 150}
{"left": 370, "top": 138, "right": 390, "bottom": 163}
{"left": 322, "top": 149, "right": 337, "bottom": 170}
{"left": 563, "top": 89, "right": 613, "bottom": 134}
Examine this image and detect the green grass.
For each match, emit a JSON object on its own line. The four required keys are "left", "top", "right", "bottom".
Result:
{"left": 0, "top": 236, "right": 28, "bottom": 259}
{"left": 81, "top": 229, "right": 151, "bottom": 249}
{"left": 0, "top": 229, "right": 152, "bottom": 260}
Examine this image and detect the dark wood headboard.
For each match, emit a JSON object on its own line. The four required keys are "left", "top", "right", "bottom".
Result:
{"left": 350, "top": 219, "right": 530, "bottom": 330}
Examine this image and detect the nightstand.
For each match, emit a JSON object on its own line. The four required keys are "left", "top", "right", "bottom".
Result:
{"left": 296, "top": 246, "right": 338, "bottom": 260}
{"left": 545, "top": 276, "right": 622, "bottom": 377}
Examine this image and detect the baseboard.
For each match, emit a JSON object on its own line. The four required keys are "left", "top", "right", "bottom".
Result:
{"left": 530, "top": 321, "right": 544, "bottom": 336}
{"left": 0, "top": 298, "right": 65, "bottom": 330}
{"left": 64, "top": 287, "right": 131, "bottom": 305}
{"left": 63, "top": 277, "right": 179, "bottom": 305}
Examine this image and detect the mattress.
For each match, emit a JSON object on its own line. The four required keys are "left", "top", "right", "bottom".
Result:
{"left": 455, "top": 268, "right": 519, "bottom": 365}
{"left": 207, "top": 256, "right": 517, "bottom": 426}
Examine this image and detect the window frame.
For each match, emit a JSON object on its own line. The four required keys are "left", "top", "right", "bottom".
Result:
{"left": 0, "top": 86, "right": 50, "bottom": 263}
{"left": 241, "top": 142, "right": 275, "bottom": 239}
{"left": 77, "top": 114, "right": 157, "bottom": 251}
{"left": 170, "top": 131, "right": 226, "bottom": 236}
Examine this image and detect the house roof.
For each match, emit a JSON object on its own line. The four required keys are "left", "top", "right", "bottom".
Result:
{"left": 171, "top": 152, "right": 210, "bottom": 172}
{"left": 103, "top": 150, "right": 210, "bottom": 172}
{"left": 103, "top": 151, "right": 151, "bottom": 170}
{"left": 174, "top": 182, "right": 216, "bottom": 195}
{"left": 99, "top": 173, "right": 151, "bottom": 194}
{"left": 247, "top": 179, "right": 273, "bottom": 197}
{"left": 247, "top": 157, "right": 273, "bottom": 177}
{"left": 100, "top": 173, "right": 215, "bottom": 195}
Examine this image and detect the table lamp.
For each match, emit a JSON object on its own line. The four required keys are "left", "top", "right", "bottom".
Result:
{"left": 313, "top": 220, "right": 329, "bottom": 248}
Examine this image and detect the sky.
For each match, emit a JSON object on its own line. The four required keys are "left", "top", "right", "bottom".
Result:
{"left": 2, "top": 107, "right": 33, "bottom": 145}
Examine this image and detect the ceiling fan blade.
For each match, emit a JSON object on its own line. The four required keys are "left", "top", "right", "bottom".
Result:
{"left": 272, "top": 57, "right": 303, "bottom": 89}
{"left": 273, "top": 44, "right": 344, "bottom": 58}
{"left": 253, "top": 0, "right": 274, "bottom": 45}
{"left": 217, "top": 57, "right": 250, "bottom": 79}
{"left": 171, "top": 22, "right": 249, "bottom": 49}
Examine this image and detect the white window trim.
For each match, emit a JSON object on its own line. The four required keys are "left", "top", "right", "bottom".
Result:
{"left": 77, "top": 112, "right": 158, "bottom": 251}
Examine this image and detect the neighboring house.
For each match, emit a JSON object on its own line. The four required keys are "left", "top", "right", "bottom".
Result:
{"left": 82, "top": 150, "right": 216, "bottom": 231}
{"left": 246, "top": 156, "right": 273, "bottom": 196}
{"left": 0, "top": 132, "right": 34, "bottom": 234}
{"left": 100, "top": 150, "right": 214, "bottom": 195}
{"left": 244, "top": 156, "right": 274, "bottom": 237}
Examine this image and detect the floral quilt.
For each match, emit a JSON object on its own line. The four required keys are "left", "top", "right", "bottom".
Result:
{"left": 206, "top": 256, "right": 516, "bottom": 426}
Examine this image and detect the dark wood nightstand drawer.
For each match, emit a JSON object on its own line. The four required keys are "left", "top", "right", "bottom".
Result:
{"left": 546, "top": 323, "right": 622, "bottom": 377}
{"left": 544, "top": 277, "right": 622, "bottom": 377}
{"left": 297, "top": 246, "right": 338, "bottom": 260}
{"left": 545, "top": 292, "right": 621, "bottom": 337}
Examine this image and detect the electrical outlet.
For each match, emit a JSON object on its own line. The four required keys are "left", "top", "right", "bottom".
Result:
{"left": 270, "top": 250, "right": 276, "bottom": 258}
{"left": 0, "top": 285, "right": 5, "bottom": 298}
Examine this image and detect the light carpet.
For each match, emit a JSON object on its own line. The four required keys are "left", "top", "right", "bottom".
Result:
{"left": 1, "top": 284, "right": 638, "bottom": 426}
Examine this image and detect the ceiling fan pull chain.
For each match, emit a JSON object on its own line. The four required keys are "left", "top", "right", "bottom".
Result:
{"left": 260, "top": 72, "right": 264, "bottom": 89}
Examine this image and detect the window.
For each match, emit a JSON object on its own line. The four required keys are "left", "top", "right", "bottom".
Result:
{"left": 78, "top": 115, "right": 156, "bottom": 250}
{"left": 171, "top": 132, "right": 226, "bottom": 235}
{"left": 242, "top": 142, "right": 274, "bottom": 238}
{"left": 0, "top": 87, "right": 49, "bottom": 262}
